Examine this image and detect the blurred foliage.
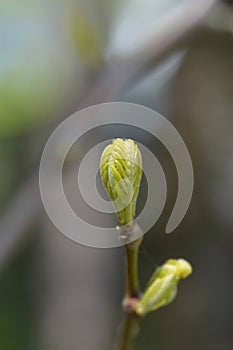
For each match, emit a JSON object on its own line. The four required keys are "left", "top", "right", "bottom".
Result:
{"left": 0, "top": 0, "right": 121, "bottom": 136}
{"left": 69, "top": 0, "right": 121, "bottom": 68}
{"left": 0, "top": 1, "right": 76, "bottom": 135}
{"left": 0, "top": 137, "right": 26, "bottom": 209}
{"left": 69, "top": 12, "right": 104, "bottom": 69}
{"left": 0, "top": 246, "right": 34, "bottom": 350}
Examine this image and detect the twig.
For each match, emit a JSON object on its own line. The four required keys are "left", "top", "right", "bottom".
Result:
{"left": 114, "top": 313, "right": 138, "bottom": 350}
{"left": 125, "top": 243, "right": 140, "bottom": 298}
{"left": 114, "top": 238, "right": 142, "bottom": 350}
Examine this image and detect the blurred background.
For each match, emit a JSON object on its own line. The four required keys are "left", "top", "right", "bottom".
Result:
{"left": 1, "top": 0, "right": 233, "bottom": 349}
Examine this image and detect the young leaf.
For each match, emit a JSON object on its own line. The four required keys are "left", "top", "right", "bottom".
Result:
{"left": 136, "top": 259, "right": 192, "bottom": 316}
{"left": 100, "top": 138, "right": 142, "bottom": 225}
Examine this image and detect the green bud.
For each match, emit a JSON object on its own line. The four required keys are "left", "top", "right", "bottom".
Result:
{"left": 100, "top": 138, "right": 142, "bottom": 225}
{"left": 136, "top": 258, "right": 192, "bottom": 316}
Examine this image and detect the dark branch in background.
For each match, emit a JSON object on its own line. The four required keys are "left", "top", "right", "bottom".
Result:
{"left": 78, "top": 0, "right": 218, "bottom": 107}
{"left": 0, "top": 175, "right": 39, "bottom": 272}
{"left": 224, "top": 0, "right": 233, "bottom": 5}
{"left": 0, "top": 0, "right": 218, "bottom": 272}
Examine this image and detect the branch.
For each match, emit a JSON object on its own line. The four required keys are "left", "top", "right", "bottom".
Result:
{"left": 0, "top": 174, "right": 39, "bottom": 272}
{"left": 78, "top": 0, "right": 218, "bottom": 107}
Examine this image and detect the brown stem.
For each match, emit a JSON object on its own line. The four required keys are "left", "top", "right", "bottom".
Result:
{"left": 114, "top": 237, "right": 142, "bottom": 350}
{"left": 114, "top": 313, "right": 138, "bottom": 350}
{"left": 125, "top": 239, "right": 141, "bottom": 298}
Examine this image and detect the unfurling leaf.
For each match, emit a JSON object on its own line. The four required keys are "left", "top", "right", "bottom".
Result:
{"left": 100, "top": 138, "right": 142, "bottom": 225}
{"left": 136, "top": 259, "right": 192, "bottom": 316}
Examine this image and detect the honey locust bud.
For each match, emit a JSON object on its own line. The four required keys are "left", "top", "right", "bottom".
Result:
{"left": 100, "top": 138, "right": 142, "bottom": 225}
{"left": 136, "top": 258, "right": 192, "bottom": 316}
